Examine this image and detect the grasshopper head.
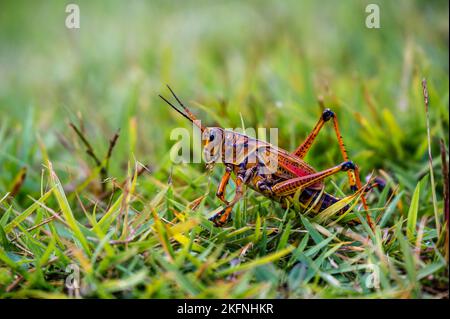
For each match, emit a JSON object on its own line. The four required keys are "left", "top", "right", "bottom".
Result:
{"left": 158, "top": 86, "right": 225, "bottom": 169}
{"left": 203, "top": 127, "right": 224, "bottom": 166}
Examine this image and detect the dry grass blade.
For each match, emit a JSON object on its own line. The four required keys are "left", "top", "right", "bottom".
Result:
{"left": 422, "top": 78, "right": 440, "bottom": 236}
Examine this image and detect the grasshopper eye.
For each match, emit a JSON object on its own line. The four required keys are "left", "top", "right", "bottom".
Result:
{"left": 209, "top": 134, "right": 215, "bottom": 142}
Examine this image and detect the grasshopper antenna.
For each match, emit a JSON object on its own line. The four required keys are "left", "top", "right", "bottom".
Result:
{"left": 158, "top": 94, "right": 192, "bottom": 122}
{"left": 160, "top": 85, "right": 205, "bottom": 132}
{"left": 167, "top": 85, "right": 191, "bottom": 114}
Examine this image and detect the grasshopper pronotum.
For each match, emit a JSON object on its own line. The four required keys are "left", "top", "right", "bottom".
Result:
{"left": 159, "top": 86, "right": 375, "bottom": 229}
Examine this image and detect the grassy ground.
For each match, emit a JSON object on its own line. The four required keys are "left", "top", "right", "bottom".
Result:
{"left": 0, "top": 0, "right": 448, "bottom": 298}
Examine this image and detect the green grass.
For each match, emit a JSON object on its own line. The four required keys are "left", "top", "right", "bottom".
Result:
{"left": 0, "top": 0, "right": 448, "bottom": 298}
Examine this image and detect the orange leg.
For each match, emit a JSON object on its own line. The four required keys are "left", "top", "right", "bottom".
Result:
{"left": 292, "top": 109, "right": 371, "bottom": 226}
{"left": 271, "top": 161, "right": 355, "bottom": 196}
{"left": 210, "top": 154, "right": 261, "bottom": 226}
{"left": 210, "top": 176, "right": 244, "bottom": 226}
{"left": 216, "top": 165, "right": 232, "bottom": 205}
{"left": 293, "top": 109, "right": 331, "bottom": 158}
{"left": 332, "top": 115, "right": 370, "bottom": 216}
{"left": 293, "top": 110, "right": 354, "bottom": 181}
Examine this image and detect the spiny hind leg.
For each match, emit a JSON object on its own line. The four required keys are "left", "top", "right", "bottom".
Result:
{"left": 292, "top": 108, "right": 371, "bottom": 226}
{"left": 292, "top": 109, "right": 359, "bottom": 190}
{"left": 292, "top": 109, "right": 334, "bottom": 159}
{"left": 257, "top": 163, "right": 358, "bottom": 222}
{"left": 270, "top": 161, "right": 357, "bottom": 197}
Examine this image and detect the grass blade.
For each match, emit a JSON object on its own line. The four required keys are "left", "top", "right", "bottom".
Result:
{"left": 407, "top": 181, "right": 421, "bottom": 240}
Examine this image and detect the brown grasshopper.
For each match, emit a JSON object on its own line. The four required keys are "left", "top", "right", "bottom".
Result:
{"left": 159, "top": 86, "right": 374, "bottom": 229}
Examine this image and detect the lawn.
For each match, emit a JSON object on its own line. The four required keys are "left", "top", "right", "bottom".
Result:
{"left": 0, "top": 0, "right": 448, "bottom": 298}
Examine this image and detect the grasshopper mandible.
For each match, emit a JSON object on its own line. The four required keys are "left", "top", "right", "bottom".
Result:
{"left": 159, "top": 86, "right": 374, "bottom": 229}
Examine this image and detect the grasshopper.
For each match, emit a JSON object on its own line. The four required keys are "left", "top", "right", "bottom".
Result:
{"left": 159, "top": 86, "right": 374, "bottom": 229}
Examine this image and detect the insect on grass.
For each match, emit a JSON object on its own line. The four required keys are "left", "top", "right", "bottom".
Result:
{"left": 159, "top": 85, "right": 379, "bottom": 229}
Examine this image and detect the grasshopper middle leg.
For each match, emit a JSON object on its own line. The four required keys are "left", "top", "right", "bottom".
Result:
{"left": 216, "top": 164, "right": 233, "bottom": 205}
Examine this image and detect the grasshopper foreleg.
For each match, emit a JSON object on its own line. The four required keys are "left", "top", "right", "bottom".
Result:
{"left": 216, "top": 164, "right": 233, "bottom": 205}
{"left": 209, "top": 165, "right": 257, "bottom": 227}
{"left": 209, "top": 175, "right": 243, "bottom": 226}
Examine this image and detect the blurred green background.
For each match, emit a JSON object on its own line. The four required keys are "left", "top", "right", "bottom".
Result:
{"left": 0, "top": 0, "right": 448, "bottom": 298}
{"left": 0, "top": 0, "right": 448, "bottom": 187}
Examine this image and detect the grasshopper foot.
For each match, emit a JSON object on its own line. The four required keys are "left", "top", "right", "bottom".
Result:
{"left": 209, "top": 207, "right": 232, "bottom": 227}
